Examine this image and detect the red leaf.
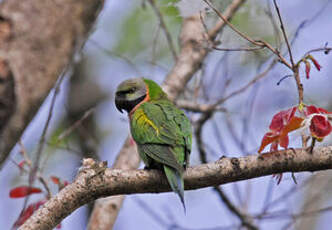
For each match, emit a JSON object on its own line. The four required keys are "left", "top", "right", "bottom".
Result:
{"left": 305, "top": 61, "right": 311, "bottom": 79}
{"left": 279, "top": 135, "right": 289, "bottom": 149}
{"left": 18, "top": 160, "right": 26, "bottom": 168}
{"left": 17, "top": 160, "right": 27, "bottom": 176}
{"left": 310, "top": 115, "right": 332, "bottom": 139}
{"left": 258, "top": 132, "right": 279, "bottom": 153}
{"left": 280, "top": 117, "right": 304, "bottom": 138}
{"left": 12, "top": 200, "right": 46, "bottom": 228}
{"left": 9, "top": 186, "right": 42, "bottom": 198}
{"left": 305, "top": 105, "right": 332, "bottom": 116}
{"left": 63, "top": 181, "right": 69, "bottom": 187}
{"left": 318, "top": 107, "right": 332, "bottom": 114}
{"left": 259, "top": 108, "right": 301, "bottom": 153}
{"left": 305, "top": 105, "right": 320, "bottom": 115}
{"left": 269, "top": 107, "right": 297, "bottom": 132}
{"left": 51, "top": 176, "right": 60, "bottom": 185}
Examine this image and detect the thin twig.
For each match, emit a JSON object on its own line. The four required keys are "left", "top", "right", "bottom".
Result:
{"left": 39, "top": 176, "right": 52, "bottom": 199}
{"left": 133, "top": 197, "right": 168, "bottom": 226}
{"left": 265, "top": 2, "right": 281, "bottom": 49}
{"left": 195, "top": 109, "right": 258, "bottom": 230}
{"left": 88, "top": 39, "right": 140, "bottom": 75}
{"left": 17, "top": 141, "right": 52, "bottom": 206}
{"left": 204, "top": 0, "right": 292, "bottom": 70}
{"left": 195, "top": 111, "right": 213, "bottom": 163}
{"left": 57, "top": 108, "right": 95, "bottom": 142}
{"left": 255, "top": 205, "right": 332, "bottom": 220}
{"left": 179, "top": 59, "right": 277, "bottom": 115}
{"left": 214, "top": 187, "right": 258, "bottom": 230}
{"left": 23, "top": 72, "right": 66, "bottom": 212}
{"left": 148, "top": 0, "right": 177, "bottom": 60}
{"left": 272, "top": 0, "right": 303, "bottom": 104}
{"left": 204, "top": 0, "right": 260, "bottom": 46}
{"left": 31, "top": 73, "right": 66, "bottom": 180}
{"left": 213, "top": 46, "right": 265, "bottom": 52}
{"left": 302, "top": 46, "right": 332, "bottom": 58}
{"left": 150, "top": 22, "right": 161, "bottom": 66}
{"left": 216, "top": 59, "right": 278, "bottom": 106}
{"left": 176, "top": 100, "right": 226, "bottom": 113}
{"left": 272, "top": 0, "right": 295, "bottom": 67}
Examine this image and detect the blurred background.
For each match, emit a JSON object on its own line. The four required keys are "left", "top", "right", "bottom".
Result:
{"left": 1, "top": 0, "right": 332, "bottom": 229}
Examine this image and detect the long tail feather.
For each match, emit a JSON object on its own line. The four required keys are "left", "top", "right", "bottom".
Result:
{"left": 163, "top": 165, "right": 186, "bottom": 212}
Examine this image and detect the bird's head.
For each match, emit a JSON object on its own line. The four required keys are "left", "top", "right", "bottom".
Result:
{"left": 115, "top": 78, "right": 147, "bottom": 113}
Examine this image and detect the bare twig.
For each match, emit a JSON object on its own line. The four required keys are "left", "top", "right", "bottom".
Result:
{"left": 20, "top": 72, "right": 66, "bottom": 215}
{"left": 176, "top": 100, "right": 226, "bottom": 113}
{"left": 148, "top": 0, "right": 177, "bottom": 60}
{"left": 195, "top": 111, "right": 213, "bottom": 163}
{"left": 272, "top": 0, "right": 303, "bottom": 105}
{"left": 195, "top": 107, "right": 258, "bottom": 230}
{"left": 133, "top": 197, "right": 168, "bottom": 226}
{"left": 88, "top": 39, "right": 140, "bottom": 75}
{"left": 184, "top": 58, "right": 277, "bottom": 114}
{"left": 17, "top": 141, "right": 52, "bottom": 200}
{"left": 302, "top": 46, "right": 332, "bottom": 58}
{"left": 204, "top": 0, "right": 293, "bottom": 70}
{"left": 265, "top": 2, "right": 281, "bottom": 49}
{"left": 204, "top": 0, "right": 259, "bottom": 45}
{"left": 213, "top": 46, "right": 265, "bottom": 52}
{"left": 272, "top": 0, "right": 295, "bottom": 67}
{"left": 214, "top": 187, "right": 258, "bottom": 230}
{"left": 57, "top": 108, "right": 95, "bottom": 142}
{"left": 255, "top": 205, "right": 332, "bottom": 220}
{"left": 207, "top": 0, "right": 246, "bottom": 40}
{"left": 32, "top": 73, "right": 66, "bottom": 180}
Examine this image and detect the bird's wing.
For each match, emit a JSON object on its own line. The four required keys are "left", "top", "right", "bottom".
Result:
{"left": 130, "top": 100, "right": 192, "bottom": 170}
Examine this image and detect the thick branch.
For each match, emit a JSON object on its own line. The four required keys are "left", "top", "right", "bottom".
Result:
{"left": 20, "top": 146, "right": 332, "bottom": 230}
{"left": 163, "top": 0, "right": 246, "bottom": 101}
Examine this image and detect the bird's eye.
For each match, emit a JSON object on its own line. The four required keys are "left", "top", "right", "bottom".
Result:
{"left": 129, "top": 88, "right": 136, "bottom": 93}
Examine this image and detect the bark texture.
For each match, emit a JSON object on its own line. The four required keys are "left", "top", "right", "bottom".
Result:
{"left": 20, "top": 146, "right": 332, "bottom": 230}
{"left": 0, "top": 0, "right": 104, "bottom": 168}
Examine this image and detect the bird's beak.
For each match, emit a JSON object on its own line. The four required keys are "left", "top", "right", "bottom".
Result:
{"left": 115, "top": 98, "right": 124, "bottom": 113}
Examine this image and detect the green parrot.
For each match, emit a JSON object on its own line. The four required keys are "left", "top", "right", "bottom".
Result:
{"left": 115, "top": 78, "right": 192, "bottom": 209}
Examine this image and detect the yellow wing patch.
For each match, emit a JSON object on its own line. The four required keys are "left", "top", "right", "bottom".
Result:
{"left": 135, "top": 109, "right": 160, "bottom": 136}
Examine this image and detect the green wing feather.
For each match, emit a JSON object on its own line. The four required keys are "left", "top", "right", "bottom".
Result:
{"left": 130, "top": 100, "right": 192, "bottom": 209}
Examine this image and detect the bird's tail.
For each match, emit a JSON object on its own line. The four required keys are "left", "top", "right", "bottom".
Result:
{"left": 163, "top": 165, "right": 185, "bottom": 212}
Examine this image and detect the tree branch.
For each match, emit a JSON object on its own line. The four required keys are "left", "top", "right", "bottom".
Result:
{"left": 20, "top": 146, "right": 332, "bottom": 230}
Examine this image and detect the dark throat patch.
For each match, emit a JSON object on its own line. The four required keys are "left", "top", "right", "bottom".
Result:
{"left": 115, "top": 94, "right": 146, "bottom": 113}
